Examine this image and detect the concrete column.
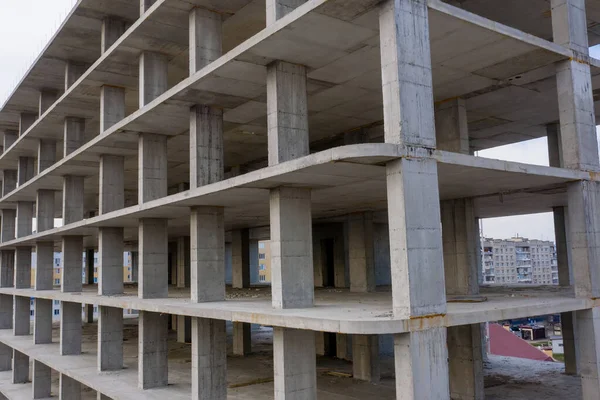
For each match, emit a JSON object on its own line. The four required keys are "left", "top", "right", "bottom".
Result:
{"left": 435, "top": 98, "right": 469, "bottom": 154}
{"left": 99, "top": 227, "right": 124, "bottom": 295}
{"left": 176, "top": 236, "right": 191, "bottom": 288}
{"left": 270, "top": 187, "right": 313, "bottom": 309}
{"left": 138, "top": 133, "right": 167, "bottom": 203}
{"left": 17, "top": 156, "right": 34, "bottom": 185}
{"left": 64, "top": 117, "right": 85, "bottom": 157}
{"left": 177, "top": 315, "right": 191, "bottom": 344}
{"left": 99, "top": 155, "right": 124, "bottom": 214}
{"left": 60, "top": 374, "right": 81, "bottom": 400}
{"left": 140, "top": 0, "right": 158, "bottom": 14}
{"left": 333, "top": 233, "right": 346, "bottom": 288}
{"left": 16, "top": 201, "right": 33, "bottom": 238}
{"left": 131, "top": 250, "right": 138, "bottom": 282}
{"left": 101, "top": 17, "right": 127, "bottom": 54}
{"left": 189, "top": 7, "right": 222, "bottom": 75}
{"left": 273, "top": 327, "right": 316, "bottom": 399}
{"left": 139, "top": 218, "right": 168, "bottom": 299}
{"left": 192, "top": 317, "right": 227, "bottom": 400}
{"left": 12, "top": 350, "right": 28, "bottom": 384}
{"left": 65, "top": 61, "right": 88, "bottom": 91}
{"left": 395, "top": 328, "right": 449, "bottom": 399}
{"left": 100, "top": 85, "right": 125, "bottom": 133}
{"left": 336, "top": 333, "right": 350, "bottom": 361}
{"left": 189, "top": 105, "right": 223, "bottom": 189}
{"left": 61, "top": 236, "right": 83, "bottom": 293}
{"left": 20, "top": 113, "right": 37, "bottom": 136}
{"left": 2, "top": 169, "right": 16, "bottom": 195}
{"left": 447, "top": 324, "right": 484, "bottom": 400}
{"left": 190, "top": 206, "right": 224, "bottom": 302}
{"left": 139, "top": 51, "right": 168, "bottom": 107}
{"left": 0, "top": 343, "right": 10, "bottom": 372}
{"left": 62, "top": 175, "right": 84, "bottom": 224}
{"left": 3, "top": 131, "right": 17, "bottom": 151}
{"left": 98, "top": 306, "right": 123, "bottom": 371}
{"left": 13, "top": 295, "right": 30, "bottom": 335}
{"left": 38, "top": 139, "right": 56, "bottom": 173}
{"left": 0, "top": 209, "right": 15, "bottom": 243}
{"left": 0, "top": 295, "right": 13, "bottom": 329}
{"left": 266, "top": 0, "right": 308, "bottom": 25}
{"left": 36, "top": 189, "right": 54, "bottom": 232}
{"left": 138, "top": 311, "right": 168, "bottom": 389}
{"left": 352, "top": 335, "right": 379, "bottom": 383}
{"left": 33, "top": 360, "right": 52, "bottom": 398}
{"left": 0, "top": 251, "right": 14, "bottom": 288}
{"left": 266, "top": 61, "right": 309, "bottom": 166}
{"left": 39, "top": 89, "right": 58, "bottom": 115}
{"left": 60, "top": 301, "right": 81, "bottom": 355}
{"left": 34, "top": 298, "right": 52, "bottom": 344}
{"left": 232, "top": 229, "right": 250, "bottom": 289}
{"left": 348, "top": 213, "right": 375, "bottom": 293}
{"left": 233, "top": 322, "right": 251, "bottom": 356}
{"left": 14, "top": 247, "right": 31, "bottom": 289}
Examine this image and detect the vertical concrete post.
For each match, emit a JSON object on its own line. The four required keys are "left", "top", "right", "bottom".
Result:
{"left": 36, "top": 189, "right": 55, "bottom": 232}
{"left": 13, "top": 295, "right": 30, "bottom": 335}
{"left": 139, "top": 218, "right": 168, "bottom": 299}
{"left": 273, "top": 327, "right": 316, "bottom": 399}
{"left": 189, "top": 105, "right": 223, "bottom": 189}
{"left": 35, "top": 242, "right": 54, "bottom": 290}
{"left": 60, "top": 374, "right": 81, "bottom": 400}
{"left": 2, "top": 170, "right": 16, "bottom": 195}
{"left": 138, "top": 133, "right": 167, "bottom": 203}
{"left": 99, "top": 155, "right": 124, "bottom": 214}
{"left": 12, "top": 350, "right": 28, "bottom": 383}
{"left": 64, "top": 117, "right": 85, "bottom": 157}
{"left": 3, "top": 131, "right": 17, "bottom": 151}
{"left": 34, "top": 298, "right": 52, "bottom": 344}
{"left": 333, "top": 231, "right": 346, "bottom": 289}
{"left": 100, "top": 85, "right": 125, "bottom": 133}
{"left": 266, "top": 0, "right": 308, "bottom": 25}
{"left": 62, "top": 175, "right": 84, "bottom": 224}
{"left": 39, "top": 90, "right": 57, "bottom": 116}
{"left": 176, "top": 236, "right": 191, "bottom": 289}
{"left": 38, "top": 139, "right": 56, "bottom": 173}
{"left": 177, "top": 315, "right": 191, "bottom": 344}
{"left": 190, "top": 207, "right": 224, "bottom": 302}
{"left": 138, "top": 311, "right": 168, "bottom": 389}
{"left": 0, "top": 250, "right": 13, "bottom": 289}
{"left": 189, "top": 8, "right": 222, "bottom": 75}
{"left": 140, "top": 0, "right": 158, "bottom": 14}
{"left": 435, "top": 98, "right": 469, "bottom": 154}
{"left": 65, "top": 61, "right": 88, "bottom": 91}
{"left": 0, "top": 209, "right": 15, "bottom": 243}
{"left": 17, "top": 156, "right": 35, "bottom": 185}
{"left": 60, "top": 301, "right": 82, "bottom": 355}
{"left": 0, "top": 343, "right": 10, "bottom": 371}
{"left": 99, "top": 228, "right": 124, "bottom": 295}
{"left": 192, "top": 317, "right": 227, "bottom": 400}
{"left": 380, "top": 0, "right": 449, "bottom": 398}
{"left": 352, "top": 335, "right": 380, "bottom": 383}
{"left": 139, "top": 51, "right": 168, "bottom": 107}
{"left": 0, "top": 295, "right": 13, "bottom": 329}
{"left": 61, "top": 236, "right": 83, "bottom": 293}
{"left": 33, "top": 360, "right": 51, "bottom": 398}
{"left": 98, "top": 306, "right": 123, "bottom": 371}
{"left": 101, "top": 17, "right": 127, "bottom": 54}
{"left": 14, "top": 246, "right": 31, "bottom": 289}
{"left": 233, "top": 322, "right": 251, "bottom": 356}
{"left": 19, "top": 113, "right": 37, "bottom": 136}
{"left": 232, "top": 229, "right": 250, "bottom": 289}
{"left": 348, "top": 213, "right": 375, "bottom": 293}
{"left": 16, "top": 201, "right": 33, "bottom": 238}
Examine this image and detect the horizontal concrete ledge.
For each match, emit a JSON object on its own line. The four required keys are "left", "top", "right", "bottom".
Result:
{"left": 0, "top": 331, "right": 188, "bottom": 400}
{"left": 0, "top": 286, "right": 595, "bottom": 335}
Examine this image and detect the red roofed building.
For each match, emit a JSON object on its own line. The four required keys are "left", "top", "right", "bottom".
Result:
{"left": 488, "top": 323, "right": 554, "bottom": 362}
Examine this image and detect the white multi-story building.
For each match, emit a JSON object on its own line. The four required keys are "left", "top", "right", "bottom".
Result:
{"left": 482, "top": 238, "right": 557, "bottom": 285}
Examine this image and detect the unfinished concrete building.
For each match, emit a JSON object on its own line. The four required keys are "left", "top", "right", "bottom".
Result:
{"left": 0, "top": 0, "right": 598, "bottom": 398}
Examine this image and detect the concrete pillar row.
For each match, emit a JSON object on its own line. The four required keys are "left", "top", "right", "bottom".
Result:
{"left": 2, "top": 169, "right": 16, "bottom": 196}
{"left": 17, "top": 156, "right": 35, "bottom": 186}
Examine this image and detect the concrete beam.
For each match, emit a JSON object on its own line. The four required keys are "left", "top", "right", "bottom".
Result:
{"left": 60, "top": 373, "right": 81, "bottom": 400}
{"left": 99, "top": 155, "right": 124, "bottom": 214}
{"left": 12, "top": 350, "right": 28, "bottom": 384}
{"left": 99, "top": 228, "right": 124, "bottom": 295}
{"left": 61, "top": 236, "right": 83, "bottom": 293}
{"left": 231, "top": 229, "right": 250, "bottom": 289}
{"left": 60, "top": 301, "right": 82, "bottom": 355}
{"left": 38, "top": 139, "right": 56, "bottom": 173}
{"left": 100, "top": 85, "right": 125, "bottom": 133}
{"left": 36, "top": 189, "right": 55, "bottom": 232}
{"left": 35, "top": 242, "right": 53, "bottom": 290}
{"left": 34, "top": 298, "right": 52, "bottom": 344}
{"left": 273, "top": 327, "right": 316, "bottom": 399}
{"left": 270, "top": 187, "right": 313, "bottom": 309}
{"left": 190, "top": 207, "right": 224, "bottom": 302}
{"left": 189, "top": 8, "right": 222, "bottom": 75}
{"left": 139, "top": 218, "right": 168, "bottom": 299}
{"left": 138, "top": 133, "right": 167, "bottom": 203}
{"left": 33, "top": 360, "right": 52, "bottom": 399}
{"left": 17, "top": 156, "right": 34, "bottom": 186}
{"left": 192, "top": 318, "right": 227, "bottom": 400}
{"left": 63, "top": 175, "right": 84, "bottom": 224}
{"left": 98, "top": 306, "right": 123, "bottom": 371}
{"left": 190, "top": 105, "right": 223, "bottom": 189}
{"left": 348, "top": 213, "right": 375, "bottom": 293}
{"left": 138, "top": 311, "right": 168, "bottom": 389}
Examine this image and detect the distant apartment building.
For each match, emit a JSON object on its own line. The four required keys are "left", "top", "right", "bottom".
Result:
{"left": 258, "top": 241, "right": 271, "bottom": 283}
{"left": 482, "top": 237, "right": 557, "bottom": 285}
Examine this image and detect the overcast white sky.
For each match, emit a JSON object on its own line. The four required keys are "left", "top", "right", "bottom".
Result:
{"left": 1, "top": 1, "right": 599, "bottom": 243}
